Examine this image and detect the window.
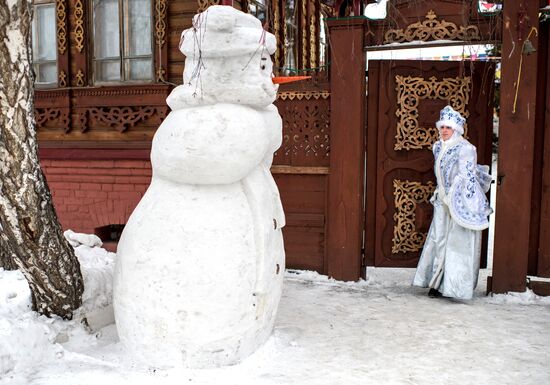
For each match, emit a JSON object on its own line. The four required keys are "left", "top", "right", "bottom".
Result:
{"left": 283, "top": 0, "right": 297, "bottom": 73}
{"left": 249, "top": 0, "right": 268, "bottom": 25}
{"left": 32, "top": 1, "right": 57, "bottom": 86}
{"left": 92, "top": 0, "right": 153, "bottom": 83}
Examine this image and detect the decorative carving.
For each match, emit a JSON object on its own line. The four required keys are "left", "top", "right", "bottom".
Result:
{"left": 156, "top": 67, "right": 166, "bottom": 82}
{"left": 273, "top": 0, "right": 281, "bottom": 68}
{"left": 197, "top": 0, "right": 220, "bottom": 13}
{"left": 72, "top": 87, "right": 169, "bottom": 98}
{"left": 85, "top": 106, "right": 168, "bottom": 132}
{"left": 75, "top": 69, "right": 85, "bottom": 87}
{"left": 56, "top": 0, "right": 67, "bottom": 55}
{"left": 392, "top": 180, "right": 435, "bottom": 254}
{"left": 155, "top": 0, "right": 167, "bottom": 47}
{"left": 278, "top": 101, "right": 330, "bottom": 158}
{"left": 301, "top": 0, "right": 307, "bottom": 68}
{"left": 35, "top": 108, "right": 70, "bottom": 132}
{"left": 384, "top": 10, "right": 481, "bottom": 44}
{"left": 320, "top": 3, "right": 337, "bottom": 18}
{"left": 309, "top": 1, "right": 317, "bottom": 69}
{"left": 277, "top": 90, "right": 330, "bottom": 101}
{"left": 76, "top": 110, "right": 88, "bottom": 131}
{"left": 58, "top": 70, "right": 67, "bottom": 87}
{"left": 394, "top": 75, "right": 471, "bottom": 150}
{"left": 74, "top": 0, "right": 85, "bottom": 53}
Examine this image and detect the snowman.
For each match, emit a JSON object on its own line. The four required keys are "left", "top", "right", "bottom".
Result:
{"left": 113, "top": 6, "right": 285, "bottom": 368}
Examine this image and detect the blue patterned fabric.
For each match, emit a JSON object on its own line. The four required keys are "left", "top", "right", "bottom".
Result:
{"left": 439, "top": 106, "right": 465, "bottom": 127}
{"left": 433, "top": 138, "right": 492, "bottom": 230}
{"left": 414, "top": 136, "right": 491, "bottom": 299}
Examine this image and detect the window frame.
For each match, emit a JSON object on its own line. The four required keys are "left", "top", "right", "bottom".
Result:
{"left": 91, "top": 0, "right": 155, "bottom": 85}
{"left": 248, "top": 0, "right": 268, "bottom": 25}
{"left": 32, "top": 0, "right": 58, "bottom": 88}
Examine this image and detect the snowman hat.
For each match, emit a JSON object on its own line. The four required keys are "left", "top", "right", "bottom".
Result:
{"left": 435, "top": 105, "right": 465, "bottom": 135}
{"left": 180, "top": 6, "right": 276, "bottom": 58}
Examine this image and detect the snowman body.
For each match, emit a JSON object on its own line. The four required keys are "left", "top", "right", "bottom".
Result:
{"left": 113, "top": 7, "right": 285, "bottom": 368}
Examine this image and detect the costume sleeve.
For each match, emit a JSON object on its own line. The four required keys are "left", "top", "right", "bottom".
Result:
{"left": 476, "top": 164, "right": 492, "bottom": 193}
{"left": 448, "top": 143, "right": 492, "bottom": 230}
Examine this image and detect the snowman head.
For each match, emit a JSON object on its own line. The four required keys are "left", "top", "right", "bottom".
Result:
{"left": 167, "top": 6, "right": 278, "bottom": 110}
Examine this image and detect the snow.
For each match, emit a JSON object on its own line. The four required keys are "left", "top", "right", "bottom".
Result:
{"left": 364, "top": 0, "right": 387, "bottom": 20}
{"left": 2, "top": 242, "right": 550, "bottom": 385}
{"left": 113, "top": 6, "right": 285, "bottom": 368}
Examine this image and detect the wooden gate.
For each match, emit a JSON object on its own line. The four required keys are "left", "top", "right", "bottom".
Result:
{"left": 365, "top": 60, "right": 495, "bottom": 268}
{"left": 273, "top": 73, "right": 331, "bottom": 273}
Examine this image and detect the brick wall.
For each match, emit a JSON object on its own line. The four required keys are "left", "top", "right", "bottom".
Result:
{"left": 40, "top": 159, "right": 151, "bottom": 237}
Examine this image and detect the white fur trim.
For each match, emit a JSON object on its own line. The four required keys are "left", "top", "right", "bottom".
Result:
{"left": 436, "top": 119, "right": 464, "bottom": 135}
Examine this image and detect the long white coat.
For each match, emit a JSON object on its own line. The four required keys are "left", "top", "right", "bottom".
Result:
{"left": 413, "top": 134, "right": 492, "bottom": 299}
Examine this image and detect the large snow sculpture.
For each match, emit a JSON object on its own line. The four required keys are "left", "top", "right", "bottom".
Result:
{"left": 113, "top": 6, "right": 285, "bottom": 368}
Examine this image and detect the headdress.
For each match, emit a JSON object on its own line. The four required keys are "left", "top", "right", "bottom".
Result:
{"left": 435, "top": 105, "right": 465, "bottom": 135}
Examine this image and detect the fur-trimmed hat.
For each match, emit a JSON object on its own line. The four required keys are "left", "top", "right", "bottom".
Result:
{"left": 435, "top": 105, "right": 465, "bottom": 135}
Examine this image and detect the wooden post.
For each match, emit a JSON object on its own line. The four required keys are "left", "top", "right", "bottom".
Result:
{"left": 326, "top": 17, "right": 367, "bottom": 281}
{"left": 491, "top": 0, "right": 540, "bottom": 293}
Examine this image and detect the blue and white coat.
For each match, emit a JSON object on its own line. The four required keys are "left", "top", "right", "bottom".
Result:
{"left": 432, "top": 135, "right": 492, "bottom": 230}
{"left": 413, "top": 133, "right": 492, "bottom": 299}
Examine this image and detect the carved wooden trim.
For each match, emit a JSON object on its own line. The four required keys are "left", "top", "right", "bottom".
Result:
{"left": 72, "top": 87, "right": 170, "bottom": 98}
{"left": 155, "top": 0, "right": 167, "bottom": 47}
{"left": 34, "top": 89, "right": 70, "bottom": 101}
{"left": 277, "top": 90, "right": 330, "bottom": 101}
{"left": 197, "top": 0, "right": 220, "bottom": 13}
{"left": 74, "top": 0, "right": 85, "bottom": 53}
{"left": 58, "top": 70, "right": 67, "bottom": 87}
{"left": 394, "top": 75, "right": 471, "bottom": 150}
{"left": 35, "top": 108, "right": 70, "bottom": 133}
{"left": 273, "top": 0, "right": 281, "bottom": 69}
{"left": 309, "top": 0, "right": 317, "bottom": 69}
{"left": 270, "top": 166, "right": 330, "bottom": 174}
{"left": 392, "top": 179, "right": 435, "bottom": 254}
{"left": 56, "top": 0, "right": 67, "bottom": 55}
{"left": 78, "top": 106, "right": 168, "bottom": 133}
{"left": 301, "top": 0, "right": 307, "bottom": 68}
{"left": 75, "top": 69, "right": 85, "bottom": 87}
{"left": 384, "top": 10, "right": 481, "bottom": 44}
{"left": 278, "top": 101, "right": 330, "bottom": 159}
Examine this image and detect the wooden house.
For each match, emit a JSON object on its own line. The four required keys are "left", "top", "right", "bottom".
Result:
{"left": 33, "top": 0, "right": 550, "bottom": 295}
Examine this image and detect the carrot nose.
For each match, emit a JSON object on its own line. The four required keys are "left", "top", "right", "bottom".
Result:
{"left": 272, "top": 76, "right": 311, "bottom": 84}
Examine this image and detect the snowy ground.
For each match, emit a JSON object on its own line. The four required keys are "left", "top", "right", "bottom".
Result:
{"left": 1, "top": 244, "right": 549, "bottom": 385}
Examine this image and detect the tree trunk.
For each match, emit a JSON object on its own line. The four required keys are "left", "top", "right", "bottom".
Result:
{"left": 0, "top": 1, "right": 83, "bottom": 319}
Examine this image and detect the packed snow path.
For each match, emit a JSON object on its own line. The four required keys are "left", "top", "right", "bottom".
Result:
{"left": 1, "top": 266, "right": 549, "bottom": 385}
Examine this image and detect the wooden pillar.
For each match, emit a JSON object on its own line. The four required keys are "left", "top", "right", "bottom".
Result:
{"left": 326, "top": 18, "right": 367, "bottom": 281}
{"left": 492, "top": 0, "right": 540, "bottom": 293}
{"left": 535, "top": 14, "right": 550, "bottom": 278}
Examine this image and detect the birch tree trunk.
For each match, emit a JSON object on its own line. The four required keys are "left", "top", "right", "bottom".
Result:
{"left": 0, "top": 0, "right": 83, "bottom": 319}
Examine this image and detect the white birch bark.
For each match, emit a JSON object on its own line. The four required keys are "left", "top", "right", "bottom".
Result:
{"left": 0, "top": 0, "right": 83, "bottom": 319}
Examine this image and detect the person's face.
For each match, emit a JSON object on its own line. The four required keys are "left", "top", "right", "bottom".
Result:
{"left": 440, "top": 125, "right": 454, "bottom": 141}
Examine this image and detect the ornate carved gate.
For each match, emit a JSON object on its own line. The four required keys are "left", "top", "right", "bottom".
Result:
{"left": 365, "top": 60, "right": 494, "bottom": 268}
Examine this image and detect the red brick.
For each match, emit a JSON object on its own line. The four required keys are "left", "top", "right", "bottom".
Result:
{"left": 52, "top": 189, "right": 72, "bottom": 198}
{"left": 67, "top": 205, "right": 79, "bottom": 212}
{"left": 80, "top": 183, "right": 102, "bottom": 191}
{"left": 101, "top": 184, "right": 114, "bottom": 192}
{"left": 114, "top": 176, "right": 132, "bottom": 183}
{"left": 48, "top": 160, "right": 115, "bottom": 169}
{"left": 49, "top": 175, "right": 85, "bottom": 182}
{"left": 75, "top": 190, "right": 108, "bottom": 199}
{"left": 115, "top": 192, "right": 142, "bottom": 201}
{"left": 48, "top": 182, "right": 80, "bottom": 190}
{"left": 114, "top": 160, "right": 149, "bottom": 169}
{"left": 134, "top": 184, "right": 150, "bottom": 193}
{"left": 129, "top": 176, "right": 151, "bottom": 184}
{"left": 113, "top": 184, "right": 135, "bottom": 192}
{"left": 86, "top": 175, "right": 117, "bottom": 184}
{"left": 130, "top": 168, "right": 152, "bottom": 176}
